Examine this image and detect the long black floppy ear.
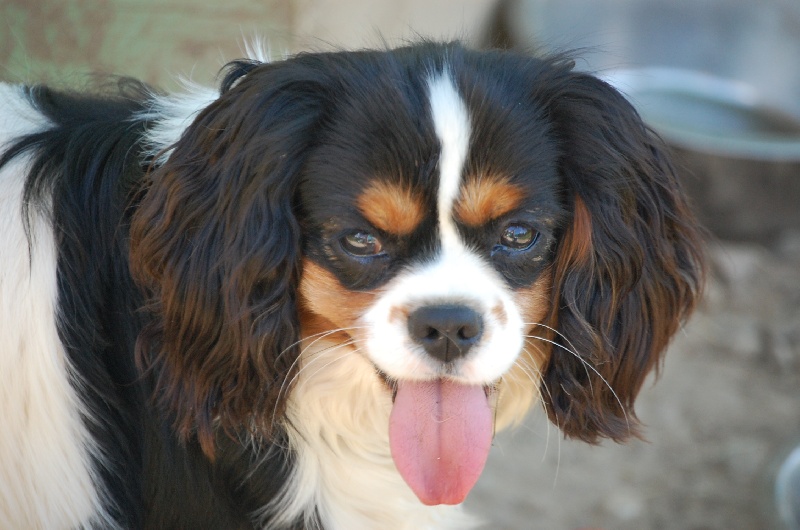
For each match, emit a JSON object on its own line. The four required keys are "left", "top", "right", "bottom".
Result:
{"left": 542, "top": 68, "right": 705, "bottom": 443}
{"left": 130, "top": 57, "right": 330, "bottom": 456}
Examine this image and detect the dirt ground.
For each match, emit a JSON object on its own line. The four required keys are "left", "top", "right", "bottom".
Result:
{"left": 466, "top": 230, "right": 800, "bottom": 529}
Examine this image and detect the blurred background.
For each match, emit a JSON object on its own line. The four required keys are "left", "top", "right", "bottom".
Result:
{"left": 2, "top": 0, "right": 799, "bottom": 528}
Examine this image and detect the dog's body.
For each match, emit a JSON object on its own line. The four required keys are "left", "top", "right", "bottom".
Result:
{"left": 0, "top": 42, "right": 703, "bottom": 529}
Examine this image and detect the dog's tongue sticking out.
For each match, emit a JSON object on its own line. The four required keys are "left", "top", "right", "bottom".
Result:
{"left": 389, "top": 379, "right": 493, "bottom": 506}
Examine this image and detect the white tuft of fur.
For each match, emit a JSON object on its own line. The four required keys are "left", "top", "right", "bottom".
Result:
{"left": 256, "top": 339, "right": 479, "bottom": 530}
{"left": 243, "top": 36, "right": 275, "bottom": 63}
{"left": 138, "top": 38, "right": 278, "bottom": 167}
{"left": 0, "top": 83, "right": 116, "bottom": 529}
{"left": 137, "top": 80, "right": 220, "bottom": 165}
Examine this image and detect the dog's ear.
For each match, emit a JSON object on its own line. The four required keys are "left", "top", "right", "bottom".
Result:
{"left": 130, "top": 59, "right": 330, "bottom": 456}
{"left": 542, "top": 70, "right": 705, "bottom": 442}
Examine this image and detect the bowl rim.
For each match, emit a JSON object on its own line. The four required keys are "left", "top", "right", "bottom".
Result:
{"left": 603, "top": 67, "right": 800, "bottom": 161}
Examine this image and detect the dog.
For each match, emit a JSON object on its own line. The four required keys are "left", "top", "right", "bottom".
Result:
{"left": 0, "top": 41, "right": 704, "bottom": 529}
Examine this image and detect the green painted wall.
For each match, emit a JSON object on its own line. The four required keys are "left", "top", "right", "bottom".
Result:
{"left": 0, "top": 0, "right": 292, "bottom": 89}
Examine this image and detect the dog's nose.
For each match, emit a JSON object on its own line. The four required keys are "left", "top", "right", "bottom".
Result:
{"left": 407, "top": 304, "right": 483, "bottom": 363}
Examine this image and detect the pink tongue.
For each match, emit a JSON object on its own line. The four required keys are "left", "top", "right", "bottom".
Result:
{"left": 389, "top": 379, "right": 493, "bottom": 506}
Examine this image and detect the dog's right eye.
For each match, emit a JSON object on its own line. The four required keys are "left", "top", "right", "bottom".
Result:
{"left": 498, "top": 223, "right": 539, "bottom": 251}
{"left": 340, "top": 231, "right": 384, "bottom": 257}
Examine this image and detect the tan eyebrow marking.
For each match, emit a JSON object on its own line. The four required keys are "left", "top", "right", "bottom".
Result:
{"left": 356, "top": 181, "right": 426, "bottom": 236}
{"left": 454, "top": 177, "right": 526, "bottom": 226}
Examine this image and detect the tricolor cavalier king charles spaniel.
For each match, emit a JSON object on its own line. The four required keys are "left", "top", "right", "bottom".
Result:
{"left": 0, "top": 42, "right": 703, "bottom": 529}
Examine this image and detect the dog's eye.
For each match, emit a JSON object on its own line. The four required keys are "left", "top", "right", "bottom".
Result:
{"left": 341, "top": 231, "right": 384, "bottom": 257}
{"left": 499, "top": 224, "right": 538, "bottom": 250}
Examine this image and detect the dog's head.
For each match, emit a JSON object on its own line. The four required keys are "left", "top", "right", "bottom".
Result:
{"left": 130, "top": 43, "right": 703, "bottom": 503}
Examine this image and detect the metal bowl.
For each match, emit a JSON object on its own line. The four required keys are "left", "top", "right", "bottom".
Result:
{"left": 604, "top": 68, "right": 800, "bottom": 161}
{"left": 604, "top": 67, "right": 800, "bottom": 241}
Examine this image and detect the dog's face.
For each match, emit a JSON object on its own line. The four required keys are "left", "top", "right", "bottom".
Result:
{"left": 299, "top": 71, "right": 559, "bottom": 387}
{"left": 294, "top": 72, "right": 563, "bottom": 503}
{"left": 130, "top": 44, "right": 703, "bottom": 505}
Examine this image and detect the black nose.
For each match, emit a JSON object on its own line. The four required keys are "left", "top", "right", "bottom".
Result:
{"left": 407, "top": 304, "right": 484, "bottom": 363}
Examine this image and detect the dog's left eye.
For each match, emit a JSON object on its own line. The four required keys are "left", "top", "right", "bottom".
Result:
{"left": 499, "top": 224, "right": 538, "bottom": 250}
{"left": 340, "top": 231, "right": 384, "bottom": 257}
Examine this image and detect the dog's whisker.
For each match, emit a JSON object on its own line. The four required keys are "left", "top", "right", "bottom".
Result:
{"left": 274, "top": 325, "right": 370, "bottom": 364}
{"left": 273, "top": 339, "right": 363, "bottom": 421}
{"left": 522, "top": 321, "right": 581, "bottom": 359}
{"left": 518, "top": 352, "right": 561, "bottom": 479}
{"left": 519, "top": 354, "right": 559, "bottom": 471}
{"left": 504, "top": 352, "right": 561, "bottom": 476}
{"left": 271, "top": 326, "right": 367, "bottom": 413}
{"left": 522, "top": 322, "right": 596, "bottom": 394}
{"left": 293, "top": 347, "right": 365, "bottom": 395}
{"left": 271, "top": 338, "right": 366, "bottom": 426}
{"left": 523, "top": 334, "right": 631, "bottom": 436}
{"left": 523, "top": 334, "right": 596, "bottom": 402}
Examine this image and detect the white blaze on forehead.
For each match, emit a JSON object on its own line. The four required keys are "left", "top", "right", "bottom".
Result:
{"left": 359, "top": 70, "right": 524, "bottom": 386}
{"left": 427, "top": 70, "right": 471, "bottom": 249}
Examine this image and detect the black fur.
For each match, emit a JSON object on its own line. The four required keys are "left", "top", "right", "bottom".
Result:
{"left": 4, "top": 81, "right": 298, "bottom": 529}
